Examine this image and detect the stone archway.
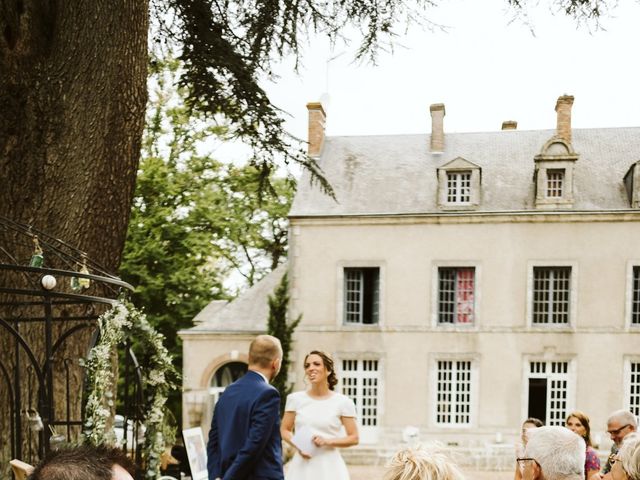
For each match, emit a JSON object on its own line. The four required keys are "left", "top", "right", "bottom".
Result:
{"left": 206, "top": 361, "right": 249, "bottom": 428}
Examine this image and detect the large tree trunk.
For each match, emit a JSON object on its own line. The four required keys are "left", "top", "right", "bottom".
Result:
{"left": 0, "top": 0, "right": 148, "bottom": 469}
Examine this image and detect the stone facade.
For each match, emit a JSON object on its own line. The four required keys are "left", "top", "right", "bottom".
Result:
{"left": 181, "top": 95, "right": 640, "bottom": 457}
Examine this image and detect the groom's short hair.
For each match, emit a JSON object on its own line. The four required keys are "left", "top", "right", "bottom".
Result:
{"left": 249, "top": 335, "right": 282, "bottom": 368}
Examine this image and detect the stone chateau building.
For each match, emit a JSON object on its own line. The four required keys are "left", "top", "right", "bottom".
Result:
{"left": 180, "top": 95, "right": 640, "bottom": 454}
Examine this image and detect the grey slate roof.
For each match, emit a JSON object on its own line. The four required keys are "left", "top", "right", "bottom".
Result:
{"left": 290, "top": 127, "right": 640, "bottom": 216}
{"left": 185, "top": 263, "right": 287, "bottom": 333}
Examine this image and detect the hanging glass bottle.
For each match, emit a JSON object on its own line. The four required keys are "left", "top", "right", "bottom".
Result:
{"left": 78, "top": 255, "right": 90, "bottom": 289}
{"left": 29, "top": 236, "right": 44, "bottom": 267}
{"left": 71, "top": 255, "right": 91, "bottom": 291}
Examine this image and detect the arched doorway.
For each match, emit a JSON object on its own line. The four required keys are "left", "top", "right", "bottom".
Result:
{"left": 210, "top": 361, "right": 247, "bottom": 390}
{"left": 203, "top": 362, "right": 247, "bottom": 430}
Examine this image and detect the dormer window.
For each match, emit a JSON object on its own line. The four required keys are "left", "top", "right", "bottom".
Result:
{"left": 546, "top": 169, "right": 565, "bottom": 198}
{"left": 438, "top": 158, "right": 481, "bottom": 209}
{"left": 624, "top": 161, "right": 640, "bottom": 208}
{"left": 447, "top": 171, "right": 471, "bottom": 203}
{"left": 534, "top": 138, "right": 578, "bottom": 209}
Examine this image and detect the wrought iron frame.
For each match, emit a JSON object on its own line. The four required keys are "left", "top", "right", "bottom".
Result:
{"left": 0, "top": 215, "right": 139, "bottom": 469}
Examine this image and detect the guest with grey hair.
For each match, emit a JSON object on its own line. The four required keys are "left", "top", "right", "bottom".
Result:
{"left": 607, "top": 432, "right": 640, "bottom": 480}
{"left": 517, "top": 426, "right": 585, "bottom": 480}
{"left": 600, "top": 410, "right": 639, "bottom": 476}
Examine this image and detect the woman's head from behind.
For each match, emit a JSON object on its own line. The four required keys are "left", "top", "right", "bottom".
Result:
{"left": 521, "top": 417, "right": 544, "bottom": 445}
{"left": 565, "top": 411, "right": 592, "bottom": 446}
{"left": 614, "top": 432, "right": 640, "bottom": 480}
{"left": 383, "top": 444, "right": 465, "bottom": 480}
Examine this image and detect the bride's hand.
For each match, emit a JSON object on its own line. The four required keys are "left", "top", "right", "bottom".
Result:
{"left": 312, "top": 435, "right": 331, "bottom": 447}
{"left": 299, "top": 450, "right": 312, "bottom": 459}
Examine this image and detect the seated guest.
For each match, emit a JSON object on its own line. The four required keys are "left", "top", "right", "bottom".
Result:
{"left": 383, "top": 444, "right": 466, "bottom": 480}
{"left": 608, "top": 432, "right": 640, "bottom": 480}
{"left": 566, "top": 411, "right": 601, "bottom": 479}
{"left": 516, "top": 418, "right": 544, "bottom": 480}
{"left": 601, "top": 410, "right": 639, "bottom": 476}
{"left": 28, "top": 444, "right": 135, "bottom": 480}
{"left": 518, "top": 426, "right": 585, "bottom": 480}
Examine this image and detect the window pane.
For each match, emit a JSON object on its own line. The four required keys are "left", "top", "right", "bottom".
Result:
{"left": 528, "top": 361, "right": 569, "bottom": 426}
{"left": 438, "top": 267, "right": 475, "bottom": 324}
{"left": 436, "top": 360, "right": 472, "bottom": 425}
{"left": 533, "top": 267, "right": 571, "bottom": 324}
{"left": 630, "top": 362, "right": 640, "bottom": 417}
{"left": 446, "top": 171, "right": 472, "bottom": 203}
{"left": 344, "top": 267, "right": 380, "bottom": 325}
{"left": 546, "top": 169, "right": 564, "bottom": 198}
{"left": 341, "top": 359, "right": 380, "bottom": 427}
{"left": 344, "top": 269, "right": 363, "bottom": 323}
{"left": 633, "top": 267, "right": 640, "bottom": 325}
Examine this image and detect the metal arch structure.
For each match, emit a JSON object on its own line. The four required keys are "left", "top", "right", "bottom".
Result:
{"left": 0, "top": 215, "right": 140, "bottom": 470}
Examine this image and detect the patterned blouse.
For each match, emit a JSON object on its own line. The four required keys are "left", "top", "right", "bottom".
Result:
{"left": 585, "top": 446, "right": 601, "bottom": 476}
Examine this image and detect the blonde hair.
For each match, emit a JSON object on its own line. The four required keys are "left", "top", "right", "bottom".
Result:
{"left": 383, "top": 444, "right": 466, "bottom": 480}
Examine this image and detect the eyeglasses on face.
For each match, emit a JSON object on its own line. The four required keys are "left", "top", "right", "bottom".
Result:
{"left": 516, "top": 457, "right": 540, "bottom": 472}
{"left": 607, "top": 424, "right": 631, "bottom": 436}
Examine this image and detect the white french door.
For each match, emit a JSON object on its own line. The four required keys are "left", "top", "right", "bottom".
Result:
{"left": 340, "top": 358, "right": 381, "bottom": 443}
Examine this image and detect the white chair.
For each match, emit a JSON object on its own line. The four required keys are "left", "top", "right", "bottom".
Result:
{"left": 401, "top": 425, "right": 420, "bottom": 447}
{"left": 9, "top": 459, "right": 34, "bottom": 480}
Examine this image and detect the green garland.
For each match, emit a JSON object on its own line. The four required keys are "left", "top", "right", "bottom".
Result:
{"left": 82, "top": 299, "right": 177, "bottom": 478}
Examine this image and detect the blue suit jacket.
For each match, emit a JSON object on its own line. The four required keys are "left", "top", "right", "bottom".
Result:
{"left": 207, "top": 370, "right": 284, "bottom": 480}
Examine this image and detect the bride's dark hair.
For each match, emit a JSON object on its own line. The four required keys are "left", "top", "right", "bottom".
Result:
{"left": 305, "top": 350, "right": 338, "bottom": 391}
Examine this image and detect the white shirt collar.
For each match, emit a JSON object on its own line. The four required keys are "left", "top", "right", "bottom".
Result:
{"left": 253, "top": 370, "right": 269, "bottom": 383}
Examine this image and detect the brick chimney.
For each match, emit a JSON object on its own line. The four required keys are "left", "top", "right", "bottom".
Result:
{"left": 430, "top": 103, "right": 445, "bottom": 152}
{"left": 555, "top": 95, "right": 574, "bottom": 143}
{"left": 307, "top": 102, "right": 326, "bottom": 157}
{"left": 502, "top": 120, "right": 517, "bottom": 130}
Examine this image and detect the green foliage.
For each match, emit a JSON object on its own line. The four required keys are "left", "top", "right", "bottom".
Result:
{"left": 83, "top": 300, "right": 178, "bottom": 479}
{"left": 154, "top": 0, "right": 442, "bottom": 196}
{"left": 149, "top": 0, "right": 606, "bottom": 195}
{"left": 120, "top": 55, "right": 296, "bottom": 416}
{"left": 267, "top": 271, "right": 301, "bottom": 414}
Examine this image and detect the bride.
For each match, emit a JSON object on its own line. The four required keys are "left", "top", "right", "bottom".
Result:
{"left": 281, "top": 350, "right": 359, "bottom": 480}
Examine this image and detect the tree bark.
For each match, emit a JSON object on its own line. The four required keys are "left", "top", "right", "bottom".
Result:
{"left": 0, "top": 0, "right": 148, "bottom": 468}
{"left": 0, "top": 0, "right": 148, "bottom": 267}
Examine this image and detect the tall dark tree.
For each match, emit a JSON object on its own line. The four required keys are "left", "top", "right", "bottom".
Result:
{"left": 267, "top": 272, "right": 301, "bottom": 414}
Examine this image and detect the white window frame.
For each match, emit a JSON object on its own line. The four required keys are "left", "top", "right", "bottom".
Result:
{"left": 429, "top": 353, "right": 478, "bottom": 428}
{"left": 436, "top": 267, "right": 476, "bottom": 325}
{"left": 545, "top": 169, "right": 565, "bottom": 198}
{"left": 625, "top": 261, "right": 640, "bottom": 329}
{"left": 521, "top": 356, "right": 576, "bottom": 427}
{"left": 446, "top": 171, "right": 472, "bottom": 204}
{"left": 431, "top": 262, "right": 481, "bottom": 329}
{"left": 526, "top": 261, "right": 577, "bottom": 330}
{"left": 336, "top": 353, "right": 383, "bottom": 444}
{"left": 337, "top": 261, "right": 384, "bottom": 328}
{"left": 437, "top": 158, "right": 481, "bottom": 210}
{"left": 624, "top": 357, "right": 640, "bottom": 417}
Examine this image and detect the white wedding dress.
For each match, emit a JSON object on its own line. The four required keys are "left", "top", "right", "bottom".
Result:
{"left": 284, "top": 391, "right": 357, "bottom": 480}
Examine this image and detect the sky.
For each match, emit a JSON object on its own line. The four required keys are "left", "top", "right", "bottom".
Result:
{"left": 259, "top": 0, "right": 640, "bottom": 140}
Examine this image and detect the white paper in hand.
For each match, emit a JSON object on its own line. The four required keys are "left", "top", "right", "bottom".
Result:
{"left": 291, "top": 425, "right": 319, "bottom": 457}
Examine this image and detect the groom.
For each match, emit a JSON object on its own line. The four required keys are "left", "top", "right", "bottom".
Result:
{"left": 207, "top": 335, "right": 284, "bottom": 480}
